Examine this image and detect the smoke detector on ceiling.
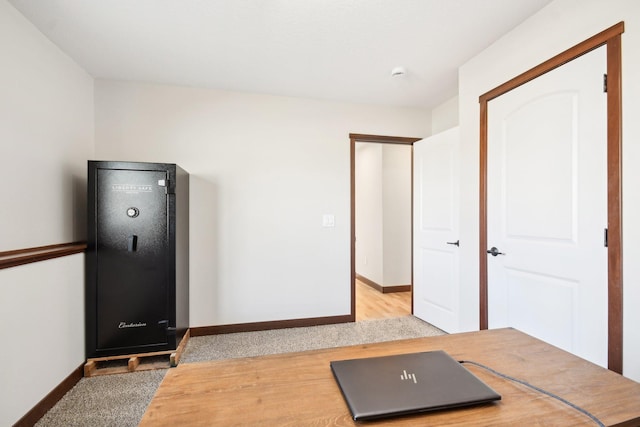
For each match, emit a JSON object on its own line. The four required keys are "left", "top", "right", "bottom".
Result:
{"left": 390, "top": 67, "right": 407, "bottom": 77}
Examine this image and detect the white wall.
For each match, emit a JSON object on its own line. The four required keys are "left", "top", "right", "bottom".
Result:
{"left": 381, "top": 145, "right": 412, "bottom": 286}
{"left": 457, "top": 0, "right": 640, "bottom": 381}
{"left": 0, "top": 2, "right": 94, "bottom": 250}
{"left": 0, "top": 0, "right": 94, "bottom": 425}
{"left": 0, "top": 256, "right": 85, "bottom": 426}
{"left": 431, "top": 95, "right": 459, "bottom": 134}
{"left": 94, "top": 80, "right": 430, "bottom": 326}
{"left": 355, "top": 143, "right": 383, "bottom": 284}
{"left": 355, "top": 144, "right": 412, "bottom": 287}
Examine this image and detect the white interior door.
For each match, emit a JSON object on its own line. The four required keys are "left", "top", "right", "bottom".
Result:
{"left": 413, "top": 127, "right": 460, "bottom": 333}
{"left": 487, "top": 46, "right": 607, "bottom": 367}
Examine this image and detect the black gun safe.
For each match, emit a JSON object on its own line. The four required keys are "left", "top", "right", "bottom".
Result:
{"left": 86, "top": 161, "right": 189, "bottom": 358}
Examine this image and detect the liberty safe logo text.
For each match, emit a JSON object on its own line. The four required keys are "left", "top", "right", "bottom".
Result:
{"left": 112, "top": 184, "right": 153, "bottom": 194}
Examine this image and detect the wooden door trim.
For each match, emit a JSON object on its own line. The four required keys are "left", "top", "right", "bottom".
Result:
{"left": 349, "top": 134, "right": 421, "bottom": 320}
{"left": 0, "top": 241, "right": 87, "bottom": 270}
{"left": 479, "top": 22, "right": 624, "bottom": 373}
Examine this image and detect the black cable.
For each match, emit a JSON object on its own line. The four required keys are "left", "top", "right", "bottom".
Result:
{"left": 458, "top": 360, "right": 604, "bottom": 427}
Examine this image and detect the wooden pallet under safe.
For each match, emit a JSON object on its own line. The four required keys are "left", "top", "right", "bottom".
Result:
{"left": 84, "top": 329, "right": 190, "bottom": 377}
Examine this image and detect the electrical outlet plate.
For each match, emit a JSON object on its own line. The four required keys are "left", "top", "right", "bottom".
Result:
{"left": 322, "top": 214, "right": 335, "bottom": 227}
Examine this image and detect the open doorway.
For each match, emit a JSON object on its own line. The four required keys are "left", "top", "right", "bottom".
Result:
{"left": 349, "top": 134, "right": 421, "bottom": 321}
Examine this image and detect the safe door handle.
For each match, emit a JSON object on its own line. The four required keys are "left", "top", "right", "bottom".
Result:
{"left": 487, "top": 247, "right": 505, "bottom": 257}
{"left": 127, "top": 235, "right": 138, "bottom": 252}
{"left": 446, "top": 240, "right": 460, "bottom": 247}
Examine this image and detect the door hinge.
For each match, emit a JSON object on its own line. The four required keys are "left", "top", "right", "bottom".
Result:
{"left": 603, "top": 74, "right": 608, "bottom": 93}
{"left": 604, "top": 228, "right": 608, "bottom": 247}
{"left": 158, "top": 178, "right": 174, "bottom": 194}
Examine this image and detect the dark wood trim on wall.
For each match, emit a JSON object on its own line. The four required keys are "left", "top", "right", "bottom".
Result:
{"left": 479, "top": 23, "right": 625, "bottom": 104}
{"left": 349, "top": 134, "right": 423, "bottom": 145}
{"left": 410, "top": 147, "right": 415, "bottom": 311}
{"left": 350, "top": 138, "right": 357, "bottom": 321}
{"left": 478, "top": 101, "right": 489, "bottom": 330}
{"left": 478, "top": 22, "right": 624, "bottom": 373}
{"left": 0, "top": 242, "right": 87, "bottom": 270}
{"left": 13, "top": 363, "right": 84, "bottom": 427}
{"left": 349, "top": 133, "right": 421, "bottom": 320}
{"left": 356, "top": 274, "right": 411, "bottom": 293}
{"left": 606, "top": 32, "right": 624, "bottom": 375}
{"left": 190, "top": 315, "right": 354, "bottom": 337}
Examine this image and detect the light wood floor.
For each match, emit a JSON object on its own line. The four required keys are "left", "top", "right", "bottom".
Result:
{"left": 355, "top": 279, "right": 411, "bottom": 321}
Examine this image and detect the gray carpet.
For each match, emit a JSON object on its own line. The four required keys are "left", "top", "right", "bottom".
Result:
{"left": 35, "top": 316, "right": 444, "bottom": 427}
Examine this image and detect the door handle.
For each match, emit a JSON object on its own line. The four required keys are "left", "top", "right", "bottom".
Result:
{"left": 446, "top": 240, "right": 460, "bottom": 247}
{"left": 127, "top": 235, "right": 138, "bottom": 252}
{"left": 487, "top": 247, "right": 505, "bottom": 257}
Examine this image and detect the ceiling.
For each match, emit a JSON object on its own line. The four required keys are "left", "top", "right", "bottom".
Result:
{"left": 9, "top": 0, "right": 553, "bottom": 109}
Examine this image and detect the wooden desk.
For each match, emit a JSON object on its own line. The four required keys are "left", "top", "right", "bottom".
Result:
{"left": 140, "top": 328, "right": 640, "bottom": 426}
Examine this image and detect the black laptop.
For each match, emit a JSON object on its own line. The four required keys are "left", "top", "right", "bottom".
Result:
{"left": 330, "top": 350, "right": 501, "bottom": 421}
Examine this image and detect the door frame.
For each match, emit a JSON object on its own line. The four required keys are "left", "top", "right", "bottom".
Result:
{"left": 349, "top": 134, "right": 422, "bottom": 320}
{"left": 478, "top": 22, "right": 624, "bottom": 373}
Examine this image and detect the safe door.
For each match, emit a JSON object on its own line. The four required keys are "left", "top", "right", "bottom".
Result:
{"left": 94, "top": 168, "right": 170, "bottom": 352}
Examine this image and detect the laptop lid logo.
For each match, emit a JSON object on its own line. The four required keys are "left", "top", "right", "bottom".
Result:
{"left": 400, "top": 370, "right": 417, "bottom": 384}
